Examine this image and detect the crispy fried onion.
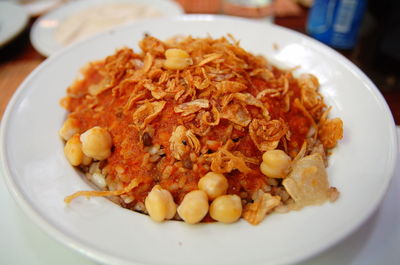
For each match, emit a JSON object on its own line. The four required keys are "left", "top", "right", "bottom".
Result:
{"left": 142, "top": 52, "right": 153, "bottom": 73}
{"left": 169, "top": 125, "right": 200, "bottom": 160}
{"left": 124, "top": 89, "right": 148, "bottom": 112}
{"left": 220, "top": 93, "right": 270, "bottom": 127}
{"left": 249, "top": 119, "right": 289, "bottom": 151}
{"left": 143, "top": 82, "right": 167, "bottom": 99}
{"left": 249, "top": 68, "right": 274, "bottom": 81}
{"left": 132, "top": 101, "right": 166, "bottom": 129}
{"left": 186, "top": 129, "right": 201, "bottom": 154}
{"left": 206, "top": 141, "right": 255, "bottom": 173}
{"left": 139, "top": 35, "right": 166, "bottom": 57}
{"left": 187, "top": 103, "right": 221, "bottom": 135}
{"left": 220, "top": 100, "right": 251, "bottom": 127}
{"left": 232, "top": 93, "right": 270, "bottom": 120}
{"left": 169, "top": 125, "right": 187, "bottom": 160}
{"left": 89, "top": 48, "right": 137, "bottom": 96}
{"left": 216, "top": 80, "right": 247, "bottom": 94}
{"left": 201, "top": 104, "right": 220, "bottom": 126}
{"left": 282, "top": 153, "right": 332, "bottom": 207}
{"left": 193, "top": 75, "right": 211, "bottom": 90}
{"left": 197, "top": 53, "right": 223, "bottom": 66}
{"left": 256, "top": 79, "right": 289, "bottom": 101}
{"left": 188, "top": 110, "right": 212, "bottom": 136}
{"left": 298, "top": 74, "right": 323, "bottom": 110}
{"left": 256, "top": 75, "right": 290, "bottom": 101}
{"left": 174, "top": 99, "right": 210, "bottom": 116}
{"left": 88, "top": 76, "right": 112, "bottom": 96}
{"left": 256, "top": 88, "right": 281, "bottom": 99}
{"left": 243, "top": 191, "right": 281, "bottom": 225}
{"left": 64, "top": 178, "right": 140, "bottom": 204}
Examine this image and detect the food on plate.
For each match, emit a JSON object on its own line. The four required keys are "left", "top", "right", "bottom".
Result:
{"left": 60, "top": 35, "right": 343, "bottom": 225}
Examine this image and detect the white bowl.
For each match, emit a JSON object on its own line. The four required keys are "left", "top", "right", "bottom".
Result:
{"left": 1, "top": 15, "right": 398, "bottom": 265}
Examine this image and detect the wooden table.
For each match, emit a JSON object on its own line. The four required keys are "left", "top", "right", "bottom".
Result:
{"left": 1, "top": 14, "right": 399, "bottom": 124}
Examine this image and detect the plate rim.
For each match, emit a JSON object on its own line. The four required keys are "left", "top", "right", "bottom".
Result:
{"left": 2, "top": 14, "right": 399, "bottom": 265}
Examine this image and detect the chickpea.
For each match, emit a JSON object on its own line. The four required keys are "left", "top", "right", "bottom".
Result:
{"left": 209, "top": 195, "right": 242, "bottom": 224}
{"left": 163, "top": 48, "right": 192, "bottom": 70}
{"left": 260, "top": 150, "right": 291, "bottom": 178}
{"left": 80, "top": 126, "right": 112, "bottom": 160}
{"left": 59, "top": 117, "right": 80, "bottom": 141}
{"left": 64, "top": 134, "right": 84, "bottom": 166}
{"left": 198, "top": 172, "right": 228, "bottom": 200}
{"left": 165, "top": 48, "right": 190, "bottom": 59}
{"left": 177, "top": 190, "right": 209, "bottom": 224}
{"left": 81, "top": 155, "right": 93, "bottom": 166}
{"left": 145, "top": 185, "right": 177, "bottom": 222}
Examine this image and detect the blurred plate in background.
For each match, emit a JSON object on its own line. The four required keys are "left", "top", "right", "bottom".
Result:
{"left": 30, "top": 0, "right": 183, "bottom": 57}
{"left": 0, "top": 2, "right": 29, "bottom": 48}
{"left": 20, "top": 0, "right": 65, "bottom": 17}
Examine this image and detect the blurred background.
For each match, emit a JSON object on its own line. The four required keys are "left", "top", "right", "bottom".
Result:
{"left": 0, "top": 0, "right": 399, "bottom": 124}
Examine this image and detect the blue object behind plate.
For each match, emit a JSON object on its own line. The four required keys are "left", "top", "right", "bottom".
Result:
{"left": 307, "top": 0, "right": 367, "bottom": 49}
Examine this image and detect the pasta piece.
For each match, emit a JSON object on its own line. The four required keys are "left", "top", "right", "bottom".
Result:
{"left": 64, "top": 178, "right": 140, "bottom": 204}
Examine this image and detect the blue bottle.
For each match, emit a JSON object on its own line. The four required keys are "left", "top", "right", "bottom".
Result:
{"left": 306, "top": 0, "right": 367, "bottom": 49}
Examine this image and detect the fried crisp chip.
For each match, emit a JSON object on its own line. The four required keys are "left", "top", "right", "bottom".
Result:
{"left": 282, "top": 153, "right": 330, "bottom": 207}
{"left": 318, "top": 118, "right": 343, "bottom": 149}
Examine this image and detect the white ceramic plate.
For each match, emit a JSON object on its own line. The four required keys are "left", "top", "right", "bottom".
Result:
{"left": 1, "top": 128, "right": 400, "bottom": 265}
{"left": 0, "top": 2, "right": 29, "bottom": 47}
{"left": 1, "top": 15, "right": 398, "bottom": 265}
{"left": 30, "top": 0, "right": 183, "bottom": 57}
